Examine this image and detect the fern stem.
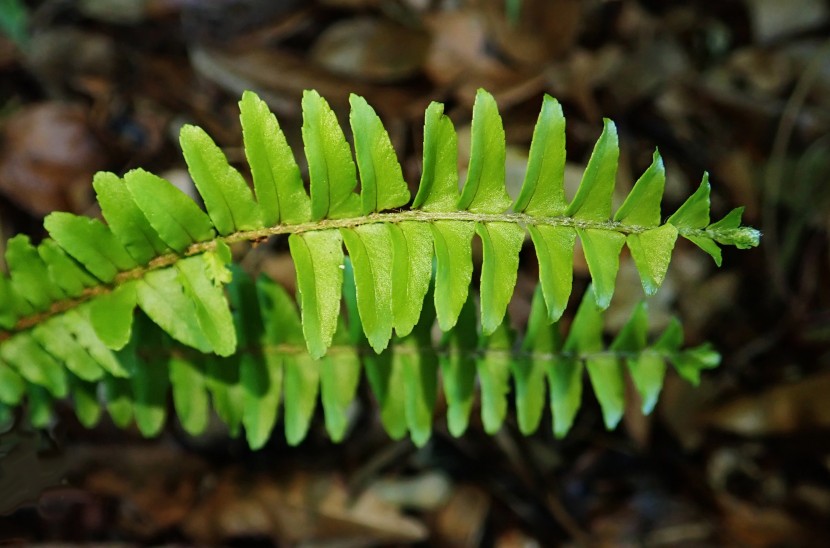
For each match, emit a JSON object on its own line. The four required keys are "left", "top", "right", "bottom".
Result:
{"left": 1, "top": 210, "right": 756, "bottom": 339}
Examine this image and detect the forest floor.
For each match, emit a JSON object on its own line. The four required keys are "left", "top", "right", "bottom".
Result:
{"left": 1, "top": 0, "right": 829, "bottom": 545}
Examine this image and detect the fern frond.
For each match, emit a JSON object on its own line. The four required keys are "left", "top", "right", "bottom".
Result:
{"left": 0, "top": 89, "right": 756, "bottom": 443}
{"left": 0, "top": 269, "right": 718, "bottom": 447}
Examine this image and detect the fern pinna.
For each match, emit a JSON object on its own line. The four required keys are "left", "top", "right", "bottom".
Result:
{"left": 0, "top": 89, "right": 759, "bottom": 445}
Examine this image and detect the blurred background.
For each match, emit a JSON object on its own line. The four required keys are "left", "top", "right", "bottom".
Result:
{"left": 0, "top": 0, "right": 829, "bottom": 545}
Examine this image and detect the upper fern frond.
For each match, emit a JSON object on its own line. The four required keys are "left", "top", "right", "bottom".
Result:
{"left": 0, "top": 89, "right": 759, "bottom": 368}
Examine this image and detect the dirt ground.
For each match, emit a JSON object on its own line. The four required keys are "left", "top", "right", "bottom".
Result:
{"left": 1, "top": 0, "right": 829, "bottom": 545}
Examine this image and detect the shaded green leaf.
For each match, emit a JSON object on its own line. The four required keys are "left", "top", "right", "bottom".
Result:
{"left": 586, "top": 355, "right": 625, "bottom": 429}
{"left": 457, "top": 89, "right": 512, "bottom": 213}
{"left": 1, "top": 333, "right": 66, "bottom": 397}
{"left": 283, "top": 354, "right": 319, "bottom": 446}
{"left": 478, "top": 321, "right": 513, "bottom": 434}
{"left": 170, "top": 356, "right": 209, "bottom": 436}
{"left": 518, "top": 286, "right": 560, "bottom": 434}
{"left": 341, "top": 224, "right": 393, "bottom": 353}
{"left": 302, "top": 90, "right": 360, "bottom": 220}
{"left": 205, "top": 356, "right": 245, "bottom": 436}
{"left": 401, "top": 349, "right": 437, "bottom": 447}
{"left": 628, "top": 352, "right": 665, "bottom": 414}
{"left": 124, "top": 168, "right": 215, "bottom": 253}
{"left": 389, "top": 221, "right": 432, "bottom": 337}
{"left": 440, "top": 296, "right": 477, "bottom": 437}
{"left": 431, "top": 220, "right": 475, "bottom": 331}
{"left": 528, "top": 225, "right": 575, "bottom": 323}
{"left": 578, "top": 228, "right": 625, "bottom": 309}
{"left": 241, "top": 353, "right": 282, "bottom": 450}
{"left": 626, "top": 224, "right": 678, "bottom": 295}
{"left": 26, "top": 384, "right": 53, "bottom": 428}
{"left": 513, "top": 94, "right": 567, "bottom": 216}
{"left": 477, "top": 221, "right": 524, "bottom": 335}
{"left": 320, "top": 319, "right": 361, "bottom": 442}
{"left": 0, "top": 360, "right": 25, "bottom": 405}
{"left": 180, "top": 124, "right": 262, "bottom": 234}
{"left": 89, "top": 281, "right": 137, "bottom": 350}
{"left": 130, "top": 316, "right": 169, "bottom": 437}
{"left": 175, "top": 255, "right": 237, "bottom": 357}
{"left": 103, "top": 375, "right": 133, "bottom": 428}
{"left": 70, "top": 375, "right": 102, "bottom": 428}
{"left": 289, "top": 230, "right": 344, "bottom": 358}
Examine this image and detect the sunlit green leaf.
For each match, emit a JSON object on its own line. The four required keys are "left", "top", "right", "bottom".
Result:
{"left": 566, "top": 119, "right": 619, "bottom": 221}
{"left": 614, "top": 151, "right": 665, "bottom": 227}
{"left": 240, "top": 90, "right": 311, "bottom": 226}
{"left": 89, "top": 281, "right": 137, "bottom": 350}
{"left": 94, "top": 171, "right": 168, "bottom": 263}
{"left": 350, "top": 94, "right": 410, "bottom": 214}
{"left": 513, "top": 94, "right": 567, "bottom": 216}
{"left": 180, "top": 124, "right": 262, "bottom": 234}
{"left": 124, "top": 168, "right": 215, "bottom": 253}
{"left": 457, "top": 89, "right": 512, "bottom": 213}
{"left": 413, "top": 102, "right": 458, "bottom": 212}
{"left": 303, "top": 90, "right": 360, "bottom": 220}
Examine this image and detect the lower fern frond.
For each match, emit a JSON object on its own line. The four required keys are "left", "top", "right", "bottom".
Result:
{"left": 0, "top": 268, "right": 718, "bottom": 448}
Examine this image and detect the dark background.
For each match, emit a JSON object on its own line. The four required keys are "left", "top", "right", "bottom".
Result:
{"left": 0, "top": 0, "right": 829, "bottom": 545}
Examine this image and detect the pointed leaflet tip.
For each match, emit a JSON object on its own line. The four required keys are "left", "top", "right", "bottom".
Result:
{"left": 349, "top": 93, "right": 410, "bottom": 215}
{"left": 457, "top": 89, "right": 512, "bottom": 213}
{"left": 413, "top": 101, "right": 459, "bottom": 212}
{"left": 240, "top": 89, "right": 311, "bottom": 226}
{"left": 179, "top": 124, "right": 262, "bottom": 235}
{"left": 668, "top": 173, "right": 711, "bottom": 228}
{"left": 614, "top": 149, "right": 665, "bottom": 227}
{"left": 566, "top": 118, "right": 619, "bottom": 221}
{"left": 513, "top": 94, "right": 567, "bottom": 216}
{"left": 302, "top": 90, "right": 360, "bottom": 221}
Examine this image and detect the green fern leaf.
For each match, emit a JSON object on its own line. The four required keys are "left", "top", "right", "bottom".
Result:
{"left": 124, "top": 168, "right": 215, "bottom": 253}
{"left": 289, "top": 230, "right": 344, "bottom": 358}
{"left": 303, "top": 90, "right": 361, "bottom": 220}
{"left": 341, "top": 224, "right": 394, "bottom": 353}
{"left": 180, "top": 124, "right": 263, "bottom": 234}
{"left": 349, "top": 94, "right": 410, "bottom": 214}
{"left": 513, "top": 94, "right": 567, "bottom": 216}
{"left": 431, "top": 221, "right": 475, "bottom": 331}
{"left": 566, "top": 119, "right": 619, "bottom": 220}
{"left": 412, "top": 102, "right": 458, "bottom": 212}
{"left": 89, "top": 281, "right": 137, "bottom": 350}
{"left": 44, "top": 212, "right": 137, "bottom": 282}
{"left": 389, "top": 222, "right": 432, "bottom": 337}
{"left": 457, "top": 89, "right": 512, "bottom": 213}
{"left": 239, "top": 90, "right": 311, "bottom": 226}
{"left": 93, "top": 171, "right": 169, "bottom": 262}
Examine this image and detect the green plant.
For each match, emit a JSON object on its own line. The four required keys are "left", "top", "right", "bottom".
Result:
{"left": 0, "top": 89, "right": 759, "bottom": 446}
